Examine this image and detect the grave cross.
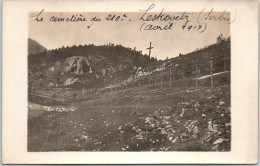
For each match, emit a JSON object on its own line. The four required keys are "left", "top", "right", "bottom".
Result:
{"left": 147, "top": 42, "right": 154, "bottom": 74}
{"left": 147, "top": 42, "right": 154, "bottom": 58}
{"left": 169, "top": 64, "right": 174, "bottom": 88}
{"left": 177, "top": 69, "right": 185, "bottom": 89}
{"left": 161, "top": 76, "right": 163, "bottom": 89}
{"left": 192, "top": 63, "right": 200, "bottom": 88}
{"left": 221, "top": 54, "right": 229, "bottom": 71}
{"left": 207, "top": 58, "right": 215, "bottom": 88}
{"left": 169, "top": 67, "right": 172, "bottom": 88}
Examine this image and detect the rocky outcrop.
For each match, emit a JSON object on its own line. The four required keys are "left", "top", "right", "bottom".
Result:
{"left": 101, "top": 68, "right": 107, "bottom": 76}
{"left": 64, "top": 56, "right": 90, "bottom": 75}
{"left": 64, "top": 77, "right": 79, "bottom": 86}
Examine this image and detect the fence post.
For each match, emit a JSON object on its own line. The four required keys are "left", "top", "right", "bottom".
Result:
{"left": 208, "top": 59, "right": 214, "bottom": 88}
{"left": 161, "top": 76, "right": 163, "bottom": 88}
{"left": 169, "top": 67, "right": 172, "bottom": 88}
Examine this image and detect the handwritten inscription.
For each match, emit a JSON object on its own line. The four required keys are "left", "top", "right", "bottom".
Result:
{"left": 50, "top": 14, "right": 87, "bottom": 22}
{"left": 30, "top": 4, "right": 236, "bottom": 33}
{"left": 139, "top": 4, "right": 191, "bottom": 22}
{"left": 197, "top": 8, "right": 236, "bottom": 24}
{"left": 31, "top": 9, "right": 44, "bottom": 22}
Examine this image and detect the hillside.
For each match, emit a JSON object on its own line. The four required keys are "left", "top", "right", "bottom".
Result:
{"left": 28, "top": 37, "right": 230, "bottom": 93}
{"left": 28, "top": 38, "right": 47, "bottom": 55}
{"left": 28, "top": 36, "right": 231, "bottom": 152}
{"left": 28, "top": 43, "right": 157, "bottom": 91}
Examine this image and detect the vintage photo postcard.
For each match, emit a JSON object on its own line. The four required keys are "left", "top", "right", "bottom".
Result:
{"left": 2, "top": 0, "right": 258, "bottom": 164}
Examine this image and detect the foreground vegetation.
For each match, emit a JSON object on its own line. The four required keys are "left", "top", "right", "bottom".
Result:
{"left": 28, "top": 85, "right": 230, "bottom": 151}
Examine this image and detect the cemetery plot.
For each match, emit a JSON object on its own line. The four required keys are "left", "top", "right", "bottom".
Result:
{"left": 28, "top": 36, "right": 231, "bottom": 152}
{"left": 28, "top": 85, "right": 230, "bottom": 151}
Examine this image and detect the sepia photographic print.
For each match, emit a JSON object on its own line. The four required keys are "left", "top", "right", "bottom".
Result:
{"left": 28, "top": 10, "right": 231, "bottom": 152}
{"left": 2, "top": 0, "right": 258, "bottom": 164}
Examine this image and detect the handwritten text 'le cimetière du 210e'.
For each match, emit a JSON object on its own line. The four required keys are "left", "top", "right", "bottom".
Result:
{"left": 31, "top": 4, "right": 236, "bottom": 33}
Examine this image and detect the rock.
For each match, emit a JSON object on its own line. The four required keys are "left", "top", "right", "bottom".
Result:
{"left": 213, "top": 138, "right": 228, "bottom": 145}
{"left": 221, "top": 114, "right": 225, "bottom": 117}
{"left": 64, "top": 77, "right": 79, "bottom": 86}
{"left": 41, "top": 62, "right": 47, "bottom": 67}
{"left": 117, "top": 64, "right": 124, "bottom": 71}
{"left": 180, "top": 132, "right": 187, "bottom": 138}
{"left": 202, "top": 114, "right": 206, "bottom": 117}
{"left": 194, "top": 101, "right": 200, "bottom": 108}
{"left": 50, "top": 66, "right": 55, "bottom": 71}
{"left": 218, "top": 101, "right": 225, "bottom": 106}
{"left": 95, "top": 74, "right": 100, "bottom": 79}
{"left": 164, "top": 116, "right": 171, "bottom": 120}
{"left": 101, "top": 68, "right": 107, "bottom": 76}
{"left": 208, "top": 121, "right": 218, "bottom": 133}
{"left": 172, "top": 137, "right": 179, "bottom": 144}
{"left": 180, "top": 108, "right": 186, "bottom": 117}
{"left": 81, "top": 135, "right": 88, "bottom": 140}
{"left": 108, "top": 66, "right": 117, "bottom": 73}
{"left": 118, "top": 126, "right": 122, "bottom": 130}
{"left": 48, "top": 82, "right": 55, "bottom": 88}
{"left": 225, "top": 123, "right": 231, "bottom": 128}
{"left": 193, "top": 126, "right": 199, "bottom": 134}
{"left": 64, "top": 56, "right": 90, "bottom": 75}
{"left": 225, "top": 107, "right": 231, "bottom": 114}
{"left": 212, "top": 144, "right": 219, "bottom": 151}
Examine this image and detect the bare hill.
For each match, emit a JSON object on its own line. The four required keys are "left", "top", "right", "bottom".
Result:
{"left": 28, "top": 38, "right": 47, "bottom": 55}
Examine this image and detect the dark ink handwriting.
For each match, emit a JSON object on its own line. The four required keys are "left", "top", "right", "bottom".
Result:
{"left": 31, "top": 9, "right": 44, "bottom": 22}
{"left": 139, "top": 4, "right": 192, "bottom": 22}
{"left": 106, "top": 14, "right": 128, "bottom": 21}
{"left": 50, "top": 14, "right": 87, "bottom": 22}
{"left": 140, "top": 22, "right": 173, "bottom": 31}
{"left": 91, "top": 16, "right": 101, "bottom": 21}
{"left": 197, "top": 8, "right": 236, "bottom": 24}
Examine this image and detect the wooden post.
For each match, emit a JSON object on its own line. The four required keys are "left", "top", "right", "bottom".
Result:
{"left": 177, "top": 70, "right": 184, "bottom": 89}
{"left": 169, "top": 67, "right": 172, "bottom": 88}
{"left": 161, "top": 76, "right": 163, "bottom": 88}
{"left": 221, "top": 54, "right": 229, "bottom": 71}
{"left": 210, "top": 61, "right": 213, "bottom": 88}
{"left": 207, "top": 58, "right": 214, "bottom": 88}
{"left": 195, "top": 64, "right": 198, "bottom": 88}
{"left": 149, "top": 73, "right": 151, "bottom": 86}
{"left": 192, "top": 63, "right": 200, "bottom": 89}
{"left": 82, "top": 87, "right": 85, "bottom": 96}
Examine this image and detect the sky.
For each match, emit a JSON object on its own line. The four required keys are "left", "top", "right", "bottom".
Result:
{"left": 29, "top": 11, "right": 230, "bottom": 60}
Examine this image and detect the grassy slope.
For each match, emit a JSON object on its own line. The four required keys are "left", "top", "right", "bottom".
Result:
{"left": 28, "top": 39, "right": 231, "bottom": 152}
{"left": 28, "top": 83, "right": 230, "bottom": 151}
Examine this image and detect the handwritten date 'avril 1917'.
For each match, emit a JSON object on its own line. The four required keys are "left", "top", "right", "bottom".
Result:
{"left": 140, "top": 21, "right": 206, "bottom": 33}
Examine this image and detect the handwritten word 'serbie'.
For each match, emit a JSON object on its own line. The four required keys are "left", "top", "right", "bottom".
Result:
{"left": 197, "top": 8, "right": 236, "bottom": 24}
